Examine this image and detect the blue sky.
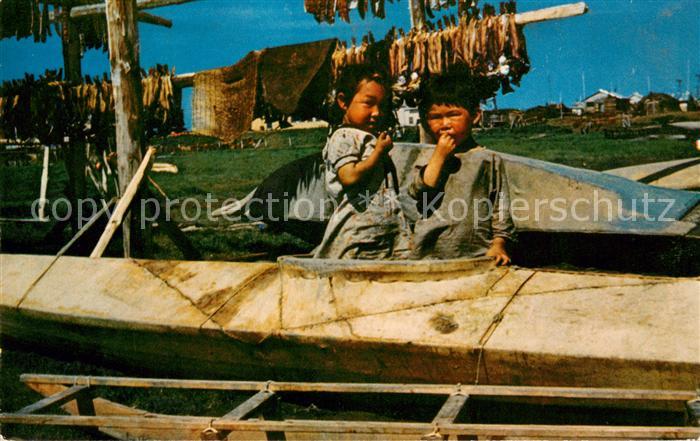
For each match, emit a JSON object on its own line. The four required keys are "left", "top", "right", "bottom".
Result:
{"left": 1, "top": 0, "right": 698, "bottom": 128}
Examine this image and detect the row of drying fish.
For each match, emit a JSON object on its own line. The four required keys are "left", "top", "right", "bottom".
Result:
{"left": 304, "top": 0, "right": 513, "bottom": 24}
{"left": 1, "top": 0, "right": 108, "bottom": 50}
{"left": 304, "top": 0, "right": 396, "bottom": 23}
{"left": 331, "top": 10, "right": 528, "bottom": 83}
{"left": 0, "top": 67, "right": 181, "bottom": 144}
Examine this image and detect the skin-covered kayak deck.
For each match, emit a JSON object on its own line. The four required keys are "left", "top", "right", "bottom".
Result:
{"left": 1, "top": 253, "right": 698, "bottom": 392}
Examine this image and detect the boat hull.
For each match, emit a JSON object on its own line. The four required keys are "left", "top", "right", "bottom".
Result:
{"left": 1, "top": 254, "right": 698, "bottom": 390}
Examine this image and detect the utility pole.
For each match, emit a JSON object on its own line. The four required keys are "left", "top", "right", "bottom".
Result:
{"left": 105, "top": 0, "right": 147, "bottom": 257}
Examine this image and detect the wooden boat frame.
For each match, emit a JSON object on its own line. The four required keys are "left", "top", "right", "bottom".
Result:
{"left": 2, "top": 374, "right": 699, "bottom": 440}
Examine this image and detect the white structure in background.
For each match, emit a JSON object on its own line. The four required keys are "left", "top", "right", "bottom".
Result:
{"left": 572, "top": 89, "right": 630, "bottom": 115}
{"left": 628, "top": 92, "right": 643, "bottom": 106}
{"left": 396, "top": 104, "right": 420, "bottom": 127}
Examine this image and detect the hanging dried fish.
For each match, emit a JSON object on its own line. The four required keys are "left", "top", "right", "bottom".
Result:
{"left": 337, "top": 0, "right": 350, "bottom": 22}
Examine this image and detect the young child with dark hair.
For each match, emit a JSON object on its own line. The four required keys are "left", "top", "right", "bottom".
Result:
{"left": 314, "top": 65, "right": 411, "bottom": 259}
{"left": 409, "top": 72, "right": 514, "bottom": 264}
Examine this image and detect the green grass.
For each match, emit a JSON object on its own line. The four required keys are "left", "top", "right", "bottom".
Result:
{"left": 152, "top": 146, "right": 321, "bottom": 202}
{"left": 476, "top": 127, "right": 698, "bottom": 170}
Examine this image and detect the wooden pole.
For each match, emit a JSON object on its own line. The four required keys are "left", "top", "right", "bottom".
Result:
{"left": 105, "top": 0, "right": 147, "bottom": 257}
{"left": 137, "top": 11, "right": 173, "bottom": 27}
{"left": 514, "top": 2, "right": 588, "bottom": 25}
{"left": 90, "top": 147, "right": 155, "bottom": 258}
{"left": 61, "top": 3, "right": 86, "bottom": 234}
{"left": 38, "top": 146, "right": 50, "bottom": 221}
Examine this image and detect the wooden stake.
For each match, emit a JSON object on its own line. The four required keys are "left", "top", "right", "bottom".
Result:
{"left": 38, "top": 146, "right": 50, "bottom": 221}
{"left": 57, "top": 198, "right": 116, "bottom": 256}
{"left": 105, "top": 0, "right": 147, "bottom": 257}
{"left": 90, "top": 147, "right": 155, "bottom": 258}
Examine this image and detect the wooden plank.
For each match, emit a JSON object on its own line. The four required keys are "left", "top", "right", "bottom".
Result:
{"left": 71, "top": 0, "right": 201, "bottom": 17}
{"left": 137, "top": 11, "right": 173, "bottom": 27}
{"left": 432, "top": 394, "right": 468, "bottom": 425}
{"left": 514, "top": 2, "right": 588, "bottom": 25}
{"left": 20, "top": 375, "right": 697, "bottom": 402}
{"left": 1, "top": 414, "right": 699, "bottom": 438}
{"left": 104, "top": 0, "right": 148, "bottom": 258}
{"left": 89, "top": 147, "right": 155, "bottom": 258}
{"left": 16, "top": 385, "right": 88, "bottom": 415}
{"left": 219, "top": 390, "right": 275, "bottom": 421}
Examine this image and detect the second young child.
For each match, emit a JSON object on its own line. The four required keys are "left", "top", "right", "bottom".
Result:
{"left": 409, "top": 72, "right": 514, "bottom": 264}
{"left": 314, "top": 65, "right": 411, "bottom": 259}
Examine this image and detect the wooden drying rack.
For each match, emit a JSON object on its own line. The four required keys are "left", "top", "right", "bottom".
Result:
{"left": 2, "top": 374, "right": 699, "bottom": 440}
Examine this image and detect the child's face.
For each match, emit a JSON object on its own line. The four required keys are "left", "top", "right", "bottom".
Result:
{"left": 338, "top": 80, "right": 386, "bottom": 134}
{"left": 426, "top": 104, "right": 480, "bottom": 147}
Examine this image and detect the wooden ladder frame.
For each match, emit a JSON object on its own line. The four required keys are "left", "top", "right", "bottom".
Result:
{"left": 2, "top": 374, "right": 699, "bottom": 440}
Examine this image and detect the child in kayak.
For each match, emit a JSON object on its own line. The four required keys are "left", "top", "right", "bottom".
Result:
{"left": 409, "top": 71, "right": 514, "bottom": 264}
{"left": 314, "top": 65, "right": 411, "bottom": 259}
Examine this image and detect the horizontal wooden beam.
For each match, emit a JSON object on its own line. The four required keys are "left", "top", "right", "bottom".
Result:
{"left": 515, "top": 2, "right": 588, "bottom": 25}
{"left": 70, "top": 0, "right": 200, "bottom": 18}
{"left": 137, "top": 11, "right": 172, "bottom": 27}
{"left": 172, "top": 72, "right": 195, "bottom": 88}
{"left": 21, "top": 375, "right": 697, "bottom": 402}
{"left": 16, "top": 385, "right": 89, "bottom": 415}
{"left": 0, "top": 413, "right": 698, "bottom": 438}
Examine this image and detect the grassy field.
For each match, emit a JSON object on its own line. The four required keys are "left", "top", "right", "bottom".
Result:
{"left": 3, "top": 125, "right": 697, "bottom": 260}
{"left": 1, "top": 122, "right": 698, "bottom": 438}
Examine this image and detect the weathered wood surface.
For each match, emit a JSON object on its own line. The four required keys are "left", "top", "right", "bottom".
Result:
{"left": 105, "top": 0, "right": 147, "bottom": 257}
{"left": 1, "top": 254, "right": 698, "bottom": 393}
{"left": 16, "top": 385, "right": 89, "bottom": 415}
{"left": 70, "top": 0, "right": 200, "bottom": 17}
{"left": 21, "top": 374, "right": 698, "bottom": 401}
{"left": 1, "top": 412, "right": 699, "bottom": 439}
{"left": 515, "top": 2, "right": 588, "bottom": 25}
{"left": 12, "top": 377, "right": 698, "bottom": 440}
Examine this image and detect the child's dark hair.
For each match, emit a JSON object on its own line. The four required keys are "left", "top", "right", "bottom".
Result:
{"left": 418, "top": 68, "right": 500, "bottom": 129}
{"left": 329, "top": 64, "right": 392, "bottom": 127}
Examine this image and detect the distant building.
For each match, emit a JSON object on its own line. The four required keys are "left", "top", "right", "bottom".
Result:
{"left": 577, "top": 89, "right": 630, "bottom": 114}
{"left": 678, "top": 91, "right": 698, "bottom": 112}
{"left": 397, "top": 104, "right": 420, "bottom": 127}
{"left": 640, "top": 93, "right": 679, "bottom": 115}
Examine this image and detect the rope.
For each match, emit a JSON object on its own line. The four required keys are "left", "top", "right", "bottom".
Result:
{"left": 473, "top": 271, "right": 535, "bottom": 385}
